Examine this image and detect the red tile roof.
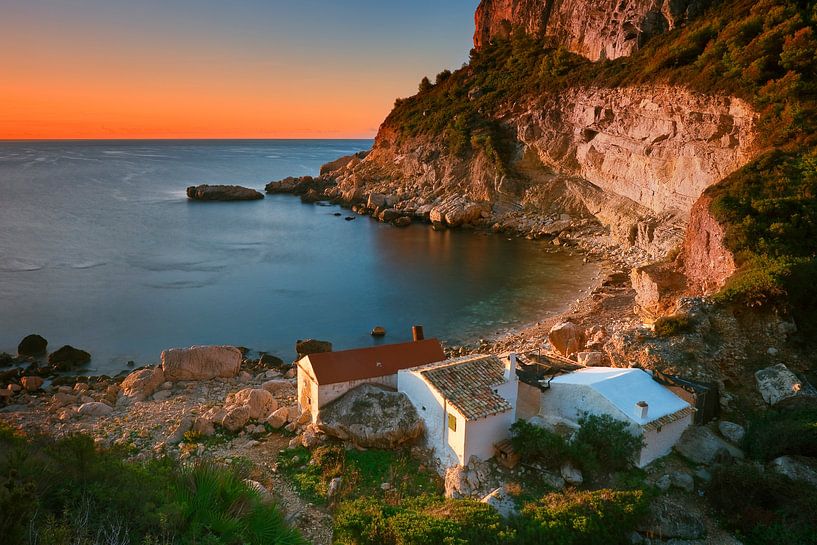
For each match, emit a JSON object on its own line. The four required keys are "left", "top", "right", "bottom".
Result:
{"left": 300, "top": 339, "right": 445, "bottom": 385}
{"left": 420, "top": 355, "right": 512, "bottom": 421}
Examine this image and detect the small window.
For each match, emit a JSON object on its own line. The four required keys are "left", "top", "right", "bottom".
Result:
{"left": 448, "top": 413, "right": 457, "bottom": 432}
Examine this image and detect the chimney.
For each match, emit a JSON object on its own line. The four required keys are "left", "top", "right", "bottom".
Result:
{"left": 506, "top": 353, "right": 518, "bottom": 381}
{"left": 636, "top": 401, "right": 649, "bottom": 420}
{"left": 412, "top": 325, "right": 425, "bottom": 342}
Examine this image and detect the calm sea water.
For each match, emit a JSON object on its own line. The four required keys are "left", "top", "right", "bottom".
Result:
{"left": 0, "top": 140, "right": 598, "bottom": 374}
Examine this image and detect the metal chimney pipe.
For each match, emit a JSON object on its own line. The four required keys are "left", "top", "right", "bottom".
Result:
{"left": 412, "top": 325, "right": 425, "bottom": 342}
{"left": 636, "top": 401, "right": 649, "bottom": 420}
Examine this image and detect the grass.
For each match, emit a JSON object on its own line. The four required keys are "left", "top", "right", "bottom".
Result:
{"left": 277, "top": 444, "right": 441, "bottom": 506}
{"left": 0, "top": 423, "right": 305, "bottom": 545}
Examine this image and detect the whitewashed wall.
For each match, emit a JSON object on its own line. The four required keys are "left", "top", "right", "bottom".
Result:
{"left": 639, "top": 412, "right": 693, "bottom": 467}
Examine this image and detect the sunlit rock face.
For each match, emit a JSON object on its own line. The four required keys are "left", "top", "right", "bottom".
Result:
{"left": 474, "top": 0, "right": 710, "bottom": 60}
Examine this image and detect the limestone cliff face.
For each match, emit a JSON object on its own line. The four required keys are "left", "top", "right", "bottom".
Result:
{"left": 332, "top": 85, "right": 757, "bottom": 258}
{"left": 474, "top": 0, "right": 709, "bottom": 60}
{"left": 683, "top": 193, "right": 737, "bottom": 293}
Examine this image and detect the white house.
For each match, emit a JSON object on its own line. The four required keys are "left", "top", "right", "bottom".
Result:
{"left": 398, "top": 354, "right": 518, "bottom": 469}
{"left": 296, "top": 338, "right": 445, "bottom": 422}
{"left": 539, "top": 367, "right": 694, "bottom": 467}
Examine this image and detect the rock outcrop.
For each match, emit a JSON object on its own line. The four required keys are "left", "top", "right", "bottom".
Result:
{"left": 755, "top": 363, "right": 817, "bottom": 406}
{"left": 161, "top": 346, "right": 242, "bottom": 381}
{"left": 316, "top": 384, "right": 424, "bottom": 449}
{"left": 295, "top": 339, "right": 333, "bottom": 358}
{"left": 683, "top": 193, "right": 737, "bottom": 293}
{"left": 474, "top": 0, "right": 709, "bottom": 61}
{"left": 47, "top": 345, "right": 91, "bottom": 370}
{"left": 186, "top": 184, "right": 263, "bottom": 201}
{"left": 17, "top": 334, "right": 47, "bottom": 357}
{"left": 121, "top": 366, "right": 165, "bottom": 401}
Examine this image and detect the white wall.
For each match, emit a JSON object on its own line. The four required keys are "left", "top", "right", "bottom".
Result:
{"left": 398, "top": 369, "right": 462, "bottom": 469}
{"left": 540, "top": 382, "right": 692, "bottom": 468}
{"left": 463, "top": 411, "right": 514, "bottom": 464}
{"left": 639, "top": 412, "right": 693, "bottom": 467}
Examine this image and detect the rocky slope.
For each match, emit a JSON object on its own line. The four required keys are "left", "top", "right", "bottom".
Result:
{"left": 474, "top": 0, "right": 710, "bottom": 60}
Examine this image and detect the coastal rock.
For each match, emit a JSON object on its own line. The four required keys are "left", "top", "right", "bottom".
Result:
{"left": 770, "top": 455, "right": 817, "bottom": 487}
{"left": 161, "top": 346, "right": 242, "bottom": 381}
{"left": 228, "top": 388, "right": 277, "bottom": 420}
{"left": 683, "top": 193, "right": 737, "bottom": 293}
{"left": 638, "top": 496, "right": 706, "bottom": 540}
{"left": 394, "top": 216, "right": 412, "bottom": 228}
{"left": 192, "top": 416, "right": 215, "bottom": 437}
{"left": 755, "top": 363, "right": 817, "bottom": 406}
{"left": 186, "top": 184, "right": 263, "bottom": 201}
{"left": 77, "top": 402, "right": 113, "bottom": 417}
{"left": 266, "top": 407, "right": 288, "bottom": 429}
{"left": 675, "top": 426, "right": 744, "bottom": 465}
{"left": 265, "top": 176, "right": 306, "bottom": 194}
{"left": 560, "top": 462, "right": 583, "bottom": 485}
{"left": 481, "top": 487, "right": 519, "bottom": 519}
{"left": 548, "top": 321, "right": 586, "bottom": 357}
{"left": 295, "top": 339, "right": 333, "bottom": 358}
{"left": 718, "top": 421, "right": 746, "bottom": 445}
{"left": 630, "top": 263, "right": 686, "bottom": 318}
{"left": 20, "top": 376, "right": 44, "bottom": 392}
{"left": 429, "top": 197, "right": 485, "bottom": 227}
{"left": 370, "top": 326, "right": 386, "bottom": 337}
{"left": 221, "top": 405, "right": 251, "bottom": 432}
{"left": 316, "top": 384, "right": 423, "bottom": 449}
{"left": 121, "top": 366, "right": 165, "bottom": 401}
{"left": 261, "top": 379, "right": 295, "bottom": 397}
{"left": 259, "top": 354, "right": 285, "bottom": 369}
{"left": 18, "top": 334, "right": 47, "bottom": 357}
{"left": 47, "top": 345, "right": 91, "bottom": 370}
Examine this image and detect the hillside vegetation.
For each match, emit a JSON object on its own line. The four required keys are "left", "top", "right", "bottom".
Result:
{"left": 386, "top": 0, "right": 817, "bottom": 335}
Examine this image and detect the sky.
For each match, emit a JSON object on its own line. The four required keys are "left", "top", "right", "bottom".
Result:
{"left": 0, "top": 0, "right": 479, "bottom": 139}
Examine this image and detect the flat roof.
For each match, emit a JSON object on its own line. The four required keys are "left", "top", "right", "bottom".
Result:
{"left": 551, "top": 367, "right": 690, "bottom": 425}
{"left": 302, "top": 339, "right": 445, "bottom": 385}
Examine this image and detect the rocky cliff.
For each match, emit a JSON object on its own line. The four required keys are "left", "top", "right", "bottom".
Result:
{"left": 474, "top": 0, "right": 709, "bottom": 60}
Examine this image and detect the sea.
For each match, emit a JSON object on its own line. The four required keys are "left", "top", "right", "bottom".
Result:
{"left": 0, "top": 139, "right": 599, "bottom": 375}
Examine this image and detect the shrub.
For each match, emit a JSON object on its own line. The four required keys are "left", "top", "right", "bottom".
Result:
{"left": 513, "top": 489, "right": 648, "bottom": 545}
{"left": 743, "top": 407, "right": 817, "bottom": 461}
{"left": 418, "top": 76, "right": 433, "bottom": 93}
{"left": 334, "top": 496, "right": 508, "bottom": 545}
{"left": 654, "top": 313, "right": 692, "bottom": 336}
{"left": 572, "top": 415, "right": 645, "bottom": 475}
{"left": 707, "top": 463, "right": 817, "bottom": 544}
{"left": 510, "top": 420, "right": 571, "bottom": 466}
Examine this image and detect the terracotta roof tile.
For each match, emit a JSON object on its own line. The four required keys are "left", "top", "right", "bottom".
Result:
{"left": 420, "top": 354, "right": 512, "bottom": 421}
{"left": 302, "top": 339, "right": 445, "bottom": 385}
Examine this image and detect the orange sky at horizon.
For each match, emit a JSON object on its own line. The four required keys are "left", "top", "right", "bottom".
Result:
{"left": 0, "top": 1, "right": 476, "bottom": 140}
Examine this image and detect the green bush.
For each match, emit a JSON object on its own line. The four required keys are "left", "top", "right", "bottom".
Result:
{"left": 654, "top": 313, "right": 693, "bottom": 336}
{"left": 510, "top": 420, "right": 571, "bottom": 466}
{"left": 334, "top": 496, "right": 508, "bottom": 545}
{"left": 743, "top": 407, "right": 817, "bottom": 461}
{"left": 707, "top": 463, "right": 817, "bottom": 544}
{"left": 573, "top": 415, "right": 645, "bottom": 475}
{"left": 513, "top": 489, "right": 648, "bottom": 545}
{"left": 0, "top": 424, "right": 304, "bottom": 545}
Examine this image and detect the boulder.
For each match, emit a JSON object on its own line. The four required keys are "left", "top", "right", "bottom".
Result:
{"left": 47, "top": 345, "right": 91, "bottom": 370}
{"left": 718, "top": 421, "right": 746, "bottom": 445}
{"left": 192, "top": 416, "right": 215, "bottom": 437}
{"left": 378, "top": 208, "right": 402, "bottom": 223}
{"left": 265, "top": 176, "right": 308, "bottom": 194}
{"left": 229, "top": 388, "right": 277, "bottom": 420}
{"left": 560, "top": 462, "right": 583, "bottom": 485}
{"left": 316, "top": 384, "right": 423, "bottom": 449}
{"left": 638, "top": 496, "right": 706, "bottom": 540}
{"left": 295, "top": 339, "right": 332, "bottom": 358}
{"left": 259, "top": 354, "right": 285, "bottom": 368}
{"left": 367, "top": 193, "right": 388, "bottom": 209}
{"left": 429, "top": 197, "right": 485, "bottom": 227}
{"left": 266, "top": 407, "right": 288, "bottom": 429}
{"left": 167, "top": 417, "right": 193, "bottom": 445}
{"left": 221, "top": 406, "right": 251, "bottom": 432}
{"left": 261, "top": 379, "right": 295, "bottom": 397}
{"left": 121, "top": 367, "right": 165, "bottom": 401}
{"left": 548, "top": 322, "right": 586, "bottom": 357}
{"left": 161, "top": 346, "right": 241, "bottom": 381}
{"left": 370, "top": 326, "right": 386, "bottom": 337}
{"left": 394, "top": 216, "right": 412, "bottom": 228}
{"left": 770, "top": 455, "right": 817, "bottom": 487}
{"left": 186, "top": 184, "right": 263, "bottom": 201}
{"left": 755, "top": 363, "right": 817, "bottom": 406}
{"left": 77, "top": 402, "right": 113, "bottom": 417}
{"left": 20, "top": 376, "right": 44, "bottom": 392}
{"left": 481, "top": 487, "right": 519, "bottom": 519}
{"left": 577, "top": 351, "right": 605, "bottom": 366}
{"left": 17, "top": 334, "right": 47, "bottom": 357}
{"left": 675, "top": 426, "right": 744, "bottom": 465}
